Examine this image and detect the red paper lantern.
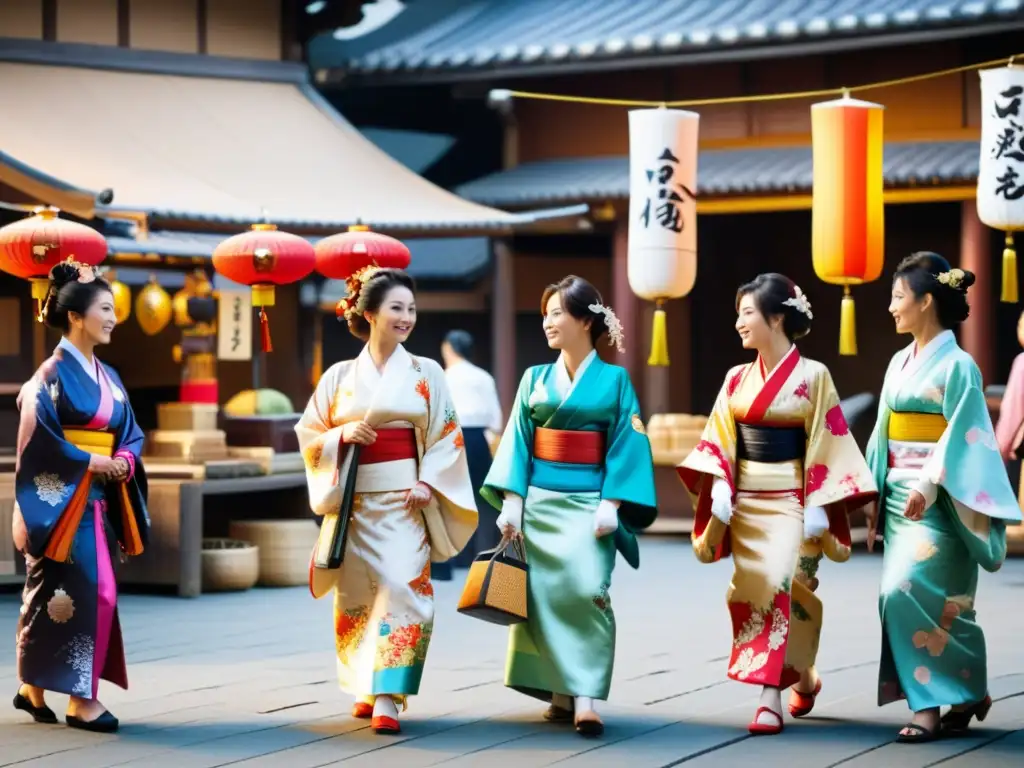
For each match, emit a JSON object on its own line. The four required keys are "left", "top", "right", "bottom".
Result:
{"left": 314, "top": 224, "right": 411, "bottom": 320}
{"left": 212, "top": 223, "right": 315, "bottom": 352}
{"left": 0, "top": 206, "right": 108, "bottom": 319}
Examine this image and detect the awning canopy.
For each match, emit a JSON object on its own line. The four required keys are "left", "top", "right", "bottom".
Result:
{"left": 0, "top": 42, "right": 583, "bottom": 233}
{"left": 455, "top": 140, "right": 980, "bottom": 208}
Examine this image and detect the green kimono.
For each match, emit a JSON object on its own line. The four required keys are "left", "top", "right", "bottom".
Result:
{"left": 866, "top": 330, "right": 1021, "bottom": 712}
{"left": 482, "top": 350, "right": 657, "bottom": 702}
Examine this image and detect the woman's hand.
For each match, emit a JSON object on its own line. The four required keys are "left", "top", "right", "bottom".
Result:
{"left": 342, "top": 421, "right": 377, "bottom": 446}
{"left": 12, "top": 506, "right": 28, "bottom": 553}
{"left": 594, "top": 499, "right": 619, "bottom": 538}
{"left": 863, "top": 500, "right": 880, "bottom": 553}
{"left": 496, "top": 494, "right": 523, "bottom": 535}
{"left": 405, "top": 482, "right": 432, "bottom": 511}
{"left": 88, "top": 454, "right": 128, "bottom": 481}
{"left": 903, "top": 491, "right": 927, "bottom": 522}
{"left": 710, "top": 477, "right": 733, "bottom": 525}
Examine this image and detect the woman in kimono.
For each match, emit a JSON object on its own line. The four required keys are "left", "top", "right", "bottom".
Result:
{"left": 482, "top": 275, "right": 657, "bottom": 738}
{"left": 994, "top": 309, "right": 1024, "bottom": 464}
{"left": 866, "top": 252, "right": 1021, "bottom": 743}
{"left": 12, "top": 259, "right": 148, "bottom": 734}
{"left": 296, "top": 267, "right": 477, "bottom": 735}
{"left": 678, "top": 273, "right": 876, "bottom": 736}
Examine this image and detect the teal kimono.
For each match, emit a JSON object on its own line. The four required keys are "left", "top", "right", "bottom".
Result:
{"left": 481, "top": 350, "right": 657, "bottom": 702}
{"left": 866, "top": 330, "right": 1021, "bottom": 712}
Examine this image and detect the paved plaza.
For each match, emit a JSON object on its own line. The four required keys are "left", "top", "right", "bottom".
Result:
{"left": 1, "top": 537, "right": 1022, "bottom": 767}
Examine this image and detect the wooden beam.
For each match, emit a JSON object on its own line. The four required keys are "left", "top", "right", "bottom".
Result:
{"left": 491, "top": 239, "right": 516, "bottom": 414}
{"left": 960, "top": 201, "right": 994, "bottom": 386}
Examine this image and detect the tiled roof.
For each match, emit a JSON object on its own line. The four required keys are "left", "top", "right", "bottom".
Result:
{"left": 455, "top": 140, "right": 980, "bottom": 207}
{"left": 309, "top": 0, "right": 1024, "bottom": 78}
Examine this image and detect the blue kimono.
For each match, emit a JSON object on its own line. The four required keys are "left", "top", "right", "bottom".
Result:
{"left": 15, "top": 338, "right": 149, "bottom": 699}
{"left": 482, "top": 350, "right": 657, "bottom": 702}
{"left": 866, "top": 330, "right": 1021, "bottom": 711}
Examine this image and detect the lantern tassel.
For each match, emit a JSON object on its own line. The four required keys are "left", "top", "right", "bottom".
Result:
{"left": 259, "top": 307, "right": 273, "bottom": 353}
{"left": 839, "top": 286, "right": 857, "bottom": 356}
{"left": 1001, "top": 232, "right": 1018, "bottom": 304}
{"left": 647, "top": 303, "right": 670, "bottom": 367}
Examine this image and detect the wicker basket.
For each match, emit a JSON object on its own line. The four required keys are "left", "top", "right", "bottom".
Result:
{"left": 228, "top": 519, "right": 319, "bottom": 587}
{"left": 201, "top": 538, "right": 259, "bottom": 592}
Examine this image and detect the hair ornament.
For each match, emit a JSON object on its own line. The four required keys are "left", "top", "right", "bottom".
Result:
{"left": 937, "top": 268, "right": 965, "bottom": 290}
{"left": 335, "top": 264, "right": 383, "bottom": 321}
{"left": 588, "top": 302, "right": 625, "bottom": 353}
{"left": 782, "top": 285, "right": 813, "bottom": 319}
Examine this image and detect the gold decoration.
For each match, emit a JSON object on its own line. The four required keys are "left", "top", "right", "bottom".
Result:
{"left": 104, "top": 270, "right": 132, "bottom": 324}
{"left": 135, "top": 275, "right": 172, "bottom": 336}
{"left": 47, "top": 588, "right": 75, "bottom": 624}
{"left": 631, "top": 414, "right": 646, "bottom": 435}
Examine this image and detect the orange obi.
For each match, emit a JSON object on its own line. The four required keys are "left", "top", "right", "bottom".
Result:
{"left": 533, "top": 427, "right": 607, "bottom": 465}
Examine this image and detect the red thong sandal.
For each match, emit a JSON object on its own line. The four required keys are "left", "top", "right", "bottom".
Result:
{"left": 788, "top": 679, "right": 823, "bottom": 718}
{"left": 372, "top": 715, "right": 401, "bottom": 735}
{"left": 748, "top": 706, "right": 784, "bottom": 735}
{"left": 352, "top": 702, "right": 373, "bottom": 719}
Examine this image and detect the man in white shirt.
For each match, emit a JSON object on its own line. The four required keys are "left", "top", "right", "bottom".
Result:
{"left": 441, "top": 330, "right": 504, "bottom": 567}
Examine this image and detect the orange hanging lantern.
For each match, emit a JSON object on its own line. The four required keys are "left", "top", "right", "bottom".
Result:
{"left": 811, "top": 95, "right": 885, "bottom": 356}
{"left": 314, "top": 223, "right": 411, "bottom": 322}
{"left": 212, "top": 222, "right": 315, "bottom": 352}
{"left": 0, "top": 206, "right": 108, "bottom": 320}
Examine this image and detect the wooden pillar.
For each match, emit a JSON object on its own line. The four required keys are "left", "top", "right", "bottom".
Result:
{"left": 491, "top": 239, "right": 516, "bottom": 412}
{"left": 611, "top": 220, "right": 640, "bottom": 384}
{"left": 960, "top": 202, "right": 994, "bottom": 385}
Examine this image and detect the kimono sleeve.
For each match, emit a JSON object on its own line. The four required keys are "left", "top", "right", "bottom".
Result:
{"left": 106, "top": 365, "right": 150, "bottom": 555}
{"left": 676, "top": 366, "right": 741, "bottom": 563}
{"left": 802, "top": 364, "right": 878, "bottom": 562}
{"left": 480, "top": 368, "right": 537, "bottom": 511}
{"left": 922, "top": 355, "right": 1019, "bottom": 571}
{"left": 295, "top": 363, "right": 349, "bottom": 517}
{"left": 602, "top": 369, "right": 657, "bottom": 531}
{"left": 14, "top": 375, "right": 92, "bottom": 558}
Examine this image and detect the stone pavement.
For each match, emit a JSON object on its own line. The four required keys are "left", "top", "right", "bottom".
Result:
{"left": 1, "top": 538, "right": 1022, "bottom": 767}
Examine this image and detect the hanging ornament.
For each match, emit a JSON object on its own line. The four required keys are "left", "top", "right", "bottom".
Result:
{"left": 977, "top": 62, "right": 1024, "bottom": 304}
{"left": 811, "top": 94, "right": 885, "bottom": 355}
{"left": 104, "top": 269, "right": 132, "bottom": 324}
{"left": 626, "top": 108, "right": 699, "bottom": 367}
{"left": 212, "top": 222, "right": 315, "bottom": 352}
{"left": 0, "top": 206, "right": 108, "bottom": 320}
{"left": 314, "top": 223, "right": 412, "bottom": 321}
{"left": 135, "top": 275, "right": 172, "bottom": 336}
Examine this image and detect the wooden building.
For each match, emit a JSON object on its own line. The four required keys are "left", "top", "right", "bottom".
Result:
{"left": 308, "top": 0, "right": 1024, "bottom": 421}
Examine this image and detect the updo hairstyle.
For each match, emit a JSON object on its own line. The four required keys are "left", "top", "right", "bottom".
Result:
{"left": 735, "top": 272, "right": 812, "bottom": 341}
{"left": 344, "top": 268, "right": 416, "bottom": 342}
{"left": 540, "top": 275, "right": 607, "bottom": 347}
{"left": 42, "top": 261, "right": 113, "bottom": 334}
{"left": 893, "top": 251, "right": 975, "bottom": 330}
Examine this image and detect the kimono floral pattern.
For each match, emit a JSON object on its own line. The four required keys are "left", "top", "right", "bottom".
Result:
{"left": 34, "top": 473, "right": 70, "bottom": 507}
{"left": 415, "top": 377, "right": 430, "bottom": 404}
{"left": 336, "top": 606, "right": 370, "bottom": 666}
{"left": 375, "top": 622, "right": 432, "bottom": 670}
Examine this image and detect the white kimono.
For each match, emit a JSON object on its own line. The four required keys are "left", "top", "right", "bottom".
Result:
{"left": 296, "top": 344, "right": 478, "bottom": 703}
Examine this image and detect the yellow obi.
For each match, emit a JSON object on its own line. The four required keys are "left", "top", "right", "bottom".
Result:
{"left": 63, "top": 428, "right": 115, "bottom": 457}
{"left": 887, "top": 412, "right": 947, "bottom": 443}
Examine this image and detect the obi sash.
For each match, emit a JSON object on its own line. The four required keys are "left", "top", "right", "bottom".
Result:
{"left": 735, "top": 423, "right": 805, "bottom": 494}
{"left": 353, "top": 427, "right": 419, "bottom": 493}
{"left": 887, "top": 411, "right": 948, "bottom": 470}
{"left": 530, "top": 427, "right": 607, "bottom": 493}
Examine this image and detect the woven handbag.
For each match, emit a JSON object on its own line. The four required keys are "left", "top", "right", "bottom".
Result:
{"left": 457, "top": 533, "right": 528, "bottom": 625}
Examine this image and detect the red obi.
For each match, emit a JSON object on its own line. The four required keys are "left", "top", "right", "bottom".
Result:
{"left": 533, "top": 427, "right": 607, "bottom": 465}
{"left": 357, "top": 427, "right": 417, "bottom": 465}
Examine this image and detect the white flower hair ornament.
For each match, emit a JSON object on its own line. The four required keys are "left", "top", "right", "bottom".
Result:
{"left": 937, "top": 268, "right": 965, "bottom": 290}
{"left": 589, "top": 302, "right": 625, "bottom": 353}
{"left": 782, "top": 285, "right": 814, "bottom": 319}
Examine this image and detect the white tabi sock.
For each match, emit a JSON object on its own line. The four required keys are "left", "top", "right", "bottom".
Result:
{"left": 373, "top": 695, "right": 399, "bottom": 720}
{"left": 552, "top": 693, "right": 573, "bottom": 711}
{"left": 574, "top": 696, "right": 595, "bottom": 714}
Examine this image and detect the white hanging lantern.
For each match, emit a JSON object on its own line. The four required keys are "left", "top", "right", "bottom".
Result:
{"left": 977, "top": 63, "right": 1024, "bottom": 303}
{"left": 627, "top": 108, "right": 700, "bottom": 366}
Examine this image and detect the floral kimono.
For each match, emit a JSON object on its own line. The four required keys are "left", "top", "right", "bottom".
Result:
{"left": 296, "top": 344, "right": 477, "bottom": 706}
{"left": 15, "top": 337, "right": 148, "bottom": 699}
{"left": 481, "top": 350, "right": 657, "bottom": 703}
{"left": 866, "top": 330, "right": 1021, "bottom": 711}
{"left": 678, "top": 345, "right": 876, "bottom": 690}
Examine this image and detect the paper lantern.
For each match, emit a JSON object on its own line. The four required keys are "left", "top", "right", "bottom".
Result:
{"left": 135, "top": 276, "right": 172, "bottom": 336}
{"left": 104, "top": 270, "right": 132, "bottom": 324}
{"left": 811, "top": 96, "right": 885, "bottom": 356}
{"left": 212, "top": 223, "right": 315, "bottom": 352}
{"left": 627, "top": 108, "right": 699, "bottom": 366}
{"left": 314, "top": 224, "right": 411, "bottom": 321}
{"left": 977, "top": 64, "right": 1024, "bottom": 303}
{"left": 0, "top": 206, "right": 108, "bottom": 320}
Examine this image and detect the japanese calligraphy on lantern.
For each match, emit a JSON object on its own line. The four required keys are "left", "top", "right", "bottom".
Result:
{"left": 217, "top": 289, "right": 252, "bottom": 361}
{"left": 627, "top": 108, "right": 699, "bottom": 302}
{"left": 978, "top": 66, "right": 1024, "bottom": 229}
